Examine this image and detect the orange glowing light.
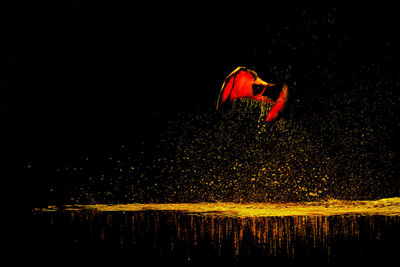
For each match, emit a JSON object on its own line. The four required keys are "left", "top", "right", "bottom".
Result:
{"left": 41, "top": 197, "right": 400, "bottom": 216}
{"left": 36, "top": 198, "right": 400, "bottom": 258}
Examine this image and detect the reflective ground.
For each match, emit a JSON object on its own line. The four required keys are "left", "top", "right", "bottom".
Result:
{"left": 10, "top": 198, "right": 400, "bottom": 266}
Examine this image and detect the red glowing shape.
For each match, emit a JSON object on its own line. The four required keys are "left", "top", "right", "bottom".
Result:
{"left": 216, "top": 67, "right": 288, "bottom": 122}
{"left": 265, "top": 84, "right": 288, "bottom": 122}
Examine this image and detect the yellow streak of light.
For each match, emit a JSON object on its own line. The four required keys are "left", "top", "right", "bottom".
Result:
{"left": 39, "top": 197, "right": 400, "bottom": 217}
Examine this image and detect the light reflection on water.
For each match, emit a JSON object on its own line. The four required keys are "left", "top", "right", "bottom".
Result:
{"left": 65, "top": 211, "right": 398, "bottom": 258}
{"left": 32, "top": 200, "right": 400, "bottom": 264}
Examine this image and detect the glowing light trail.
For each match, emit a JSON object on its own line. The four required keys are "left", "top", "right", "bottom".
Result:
{"left": 40, "top": 197, "right": 400, "bottom": 217}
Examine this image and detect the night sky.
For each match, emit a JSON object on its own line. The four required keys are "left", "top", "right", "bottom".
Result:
{"left": 2, "top": 1, "right": 399, "bottom": 208}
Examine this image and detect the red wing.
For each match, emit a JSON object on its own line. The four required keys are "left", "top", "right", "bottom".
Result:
{"left": 265, "top": 84, "right": 288, "bottom": 122}
{"left": 216, "top": 67, "right": 255, "bottom": 109}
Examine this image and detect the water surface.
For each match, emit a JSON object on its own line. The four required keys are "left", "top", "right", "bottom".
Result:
{"left": 12, "top": 198, "right": 400, "bottom": 266}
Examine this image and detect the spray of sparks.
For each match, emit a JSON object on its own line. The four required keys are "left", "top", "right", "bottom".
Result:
{"left": 50, "top": 63, "right": 398, "bottom": 204}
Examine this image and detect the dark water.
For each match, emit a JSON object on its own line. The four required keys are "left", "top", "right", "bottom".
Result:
{"left": 9, "top": 210, "right": 400, "bottom": 266}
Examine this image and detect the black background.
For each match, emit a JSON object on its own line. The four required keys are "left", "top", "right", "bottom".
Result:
{"left": 1, "top": 1, "right": 399, "bottom": 208}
